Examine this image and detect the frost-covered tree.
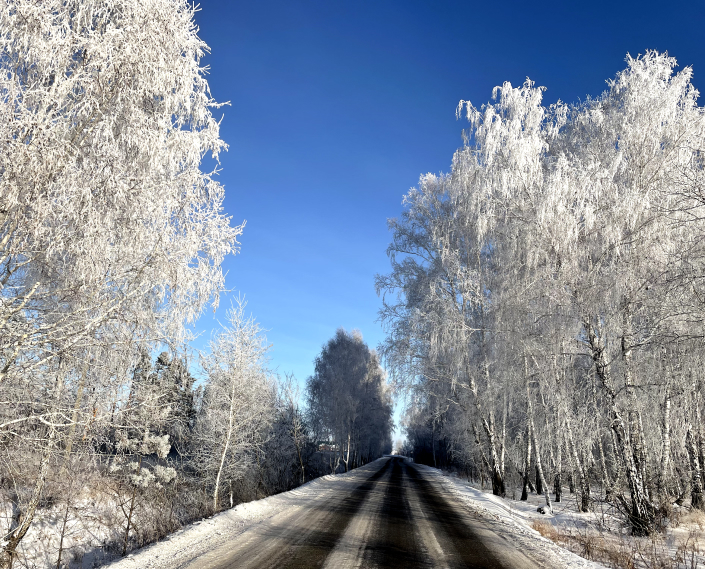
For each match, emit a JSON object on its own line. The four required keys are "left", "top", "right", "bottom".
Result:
{"left": 379, "top": 52, "right": 705, "bottom": 535}
{"left": 109, "top": 430, "right": 175, "bottom": 555}
{"left": 0, "top": 0, "right": 241, "bottom": 379}
{"left": 306, "top": 329, "right": 392, "bottom": 472}
{"left": 258, "top": 385, "right": 310, "bottom": 494}
{"left": 191, "top": 300, "right": 276, "bottom": 513}
{"left": 0, "top": 0, "right": 241, "bottom": 563}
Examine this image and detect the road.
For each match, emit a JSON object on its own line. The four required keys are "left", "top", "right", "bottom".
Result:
{"left": 186, "top": 457, "right": 542, "bottom": 569}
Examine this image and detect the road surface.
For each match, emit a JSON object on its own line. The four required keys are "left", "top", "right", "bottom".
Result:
{"left": 185, "top": 456, "right": 541, "bottom": 569}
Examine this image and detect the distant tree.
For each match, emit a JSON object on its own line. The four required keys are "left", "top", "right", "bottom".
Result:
{"left": 306, "top": 329, "right": 392, "bottom": 472}
{"left": 282, "top": 375, "right": 309, "bottom": 485}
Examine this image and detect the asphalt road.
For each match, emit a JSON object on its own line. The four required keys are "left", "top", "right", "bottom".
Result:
{"left": 185, "top": 457, "right": 542, "bottom": 569}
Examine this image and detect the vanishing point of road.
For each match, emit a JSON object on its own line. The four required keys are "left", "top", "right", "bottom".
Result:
{"left": 186, "top": 456, "right": 541, "bottom": 569}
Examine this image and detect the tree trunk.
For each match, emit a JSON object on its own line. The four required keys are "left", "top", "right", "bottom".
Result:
{"left": 612, "top": 413, "right": 656, "bottom": 535}
{"left": 525, "top": 355, "right": 551, "bottom": 512}
{"left": 554, "top": 437, "right": 562, "bottom": 503}
{"left": 431, "top": 420, "right": 437, "bottom": 469}
{"left": 214, "top": 389, "right": 236, "bottom": 512}
{"left": 691, "top": 372, "right": 705, "bottom": 504}
{"left": 540, "top": 381, "right": 556, "bottom": 476}
{"left": 466, "top": 360, "right": 505, "bottom": 497}
{"left": 621, "top": 304, "right": 652, "bottom": 497}
{"left": 554, "top": 407, "right": 563, "bottom": 503}
{"left": 597, "top": 430, "right": 611, "bottom": 500}
{"left": 122, "top": 457, "right": 142, "bottom": 556}
{"left": 482, "top": 416, "right": 506, "bottom": 497}
{"left": 293, "top": 420, "right": 306, "bottom": 484}
{"left": 521, "top": 424, "right": 532, "bottom": 501}
{"left": 344, "top": 431, "right": 351, "bottom": 472}
{"left": 500, "top": 392, "right": 507, "bottom": 482}
{"left": 592, "top": 369, "right": 612, "bottom": 499}
{"left": 1, "top": 438, "right": 52, "bottom": 569}
{"left": 610, "top": 426, "right": 624, "bottom": 489}
{"left": 60, "top": 359, "right": 89, "bottom": 477}
{"left": 687, "top": 426, "right": 704, "bottom": 510}
{"left": 565, "top": 412, "right": 590, "bottom": 512}
{"left": 587, "top": 316, "right": 655, "bottom": 534}
{"left": 658, "top": 386, "right": 672, "bottom": 500}
{"left": 55, "top": 494, "right": 71, "bottom": 569}
{"left": 528, "top": 391, "right": 551, "bottom": 512}
{"left": 1, "top": 360, "right": 65, "bottom": 568}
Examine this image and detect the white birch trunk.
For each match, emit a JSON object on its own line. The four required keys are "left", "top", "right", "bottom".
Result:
{"left": 526, "top": 381, "right": 552, "bottom": 513}
{"left": 213, "top": 382, "right": 237, "bottom": 512}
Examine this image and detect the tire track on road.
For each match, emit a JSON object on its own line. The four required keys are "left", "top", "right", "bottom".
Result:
{"left": 191, "top": 459, "right": 392, "bottom": 569}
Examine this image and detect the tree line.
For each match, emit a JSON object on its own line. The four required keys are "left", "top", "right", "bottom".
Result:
{"left": 378, "top": 52, "right": 705, "bottom": 536}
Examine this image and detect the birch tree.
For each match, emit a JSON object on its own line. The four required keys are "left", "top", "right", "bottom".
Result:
{"left": 380, "top": 51, "right": 705, "bottom": 535}
{"left": 0, "top": 0, "right": 242, "bottom": 561}
{"left": 192, "top": 300, "right": 276, "bottom": 513}
{"left": 0, "top": 0, "right": 242, "bottom": 380}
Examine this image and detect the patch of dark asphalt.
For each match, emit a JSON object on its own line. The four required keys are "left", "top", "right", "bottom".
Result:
{"left": 273, "top": 459, "right": 392, "bottom": 569}
{"left": 404, "top": 461, "right": 510, "bottom": 569}
{"left": 210, "top": 458, "right": 532, "bottom": 569}
{"left": 215, "top": 458, "right": 393, "bottom": 569}
{"left": 369, "top": 457, "right": 428, "bottom": 568}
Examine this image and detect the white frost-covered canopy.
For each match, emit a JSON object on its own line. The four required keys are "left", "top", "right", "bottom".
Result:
{"left": 0, "top": 0, "right": 243, "bottom": 377}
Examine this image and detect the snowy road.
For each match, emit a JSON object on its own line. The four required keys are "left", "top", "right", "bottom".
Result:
{"left": 182, "top": 457, "right": 539, "bottom": 569}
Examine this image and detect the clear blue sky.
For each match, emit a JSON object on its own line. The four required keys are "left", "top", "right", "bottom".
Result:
{"left": 191, "top": 0, "right": 705, "bottom": 422}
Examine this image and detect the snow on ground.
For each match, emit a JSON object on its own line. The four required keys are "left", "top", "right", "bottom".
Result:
{"left": 3, "top": 485, "right": 124, "bottom": 569}
{"left": 17, "top": 456, "right": 697, "bottom": 568}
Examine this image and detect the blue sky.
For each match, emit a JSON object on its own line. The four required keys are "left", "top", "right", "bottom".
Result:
{"left": 191, "top": 0, "right": 705, "bottom": 430}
